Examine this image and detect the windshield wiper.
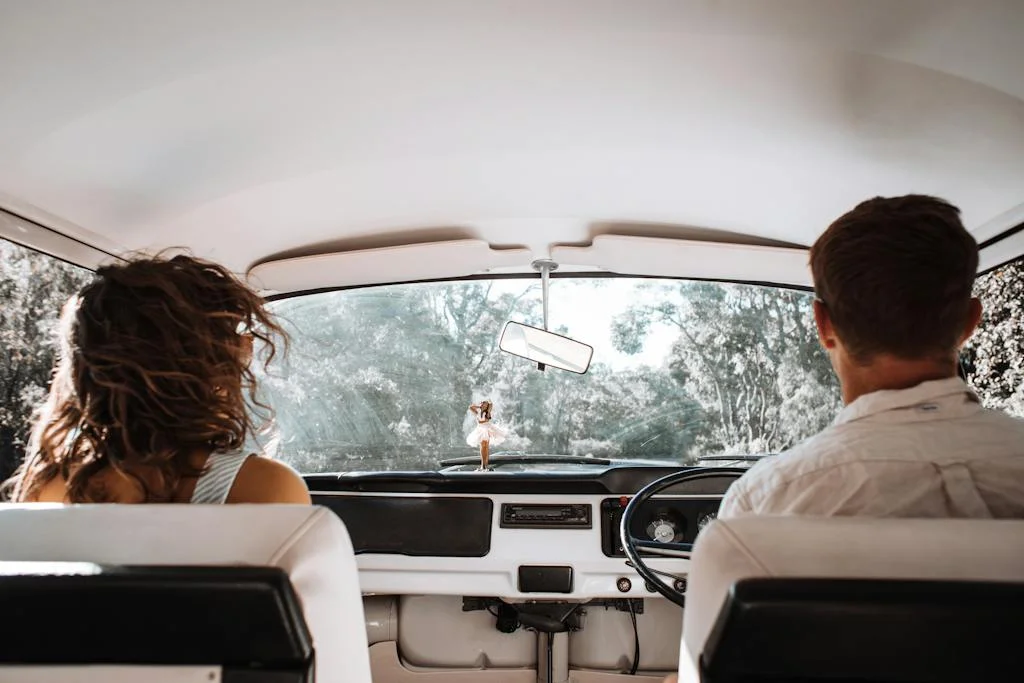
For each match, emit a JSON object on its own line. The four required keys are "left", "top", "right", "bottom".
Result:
{"left": 698, "top": 454, "right": 776, "bottom": 462}
{"left": 439, "top": 454, "right": 614, "bottom": 468}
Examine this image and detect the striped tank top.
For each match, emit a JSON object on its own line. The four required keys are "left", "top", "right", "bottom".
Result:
{"left": 190, "top": 452, "right": 251, "bottom": 504}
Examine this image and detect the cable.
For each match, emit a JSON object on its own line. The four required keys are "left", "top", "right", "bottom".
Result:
{"left": 628, "top": 599, "right": 640, "bottom": 675}
{"left": 489, "top": 603, "right": 521, "bottom": 634}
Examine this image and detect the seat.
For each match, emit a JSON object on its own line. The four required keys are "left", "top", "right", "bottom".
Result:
{"left": 0, "top": 562, "right": 315, "bottom": 681}
{"left": 0, "top": 504, "right": 371, "bottom": 683}
{"left": 679, "top": 516, "right": 1024, "bottom": 683}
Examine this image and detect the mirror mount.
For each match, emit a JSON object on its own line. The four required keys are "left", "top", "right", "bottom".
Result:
{"left": 532, "top": 259, "right": 559, "bottom": 371}
{"left": 498, "top": 258, "right": 592, "bottom": 374}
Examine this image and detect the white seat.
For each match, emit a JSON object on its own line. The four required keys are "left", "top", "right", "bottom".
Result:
{"left": 0, "top": 503, "right": 371, "bottom": 683}
{"left": 679, "top": 516, "right": 1024, "bottom": 682}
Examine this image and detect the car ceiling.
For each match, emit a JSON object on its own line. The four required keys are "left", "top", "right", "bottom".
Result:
{"left": 0, "top": 0, "right": 1022, "bottom": 287}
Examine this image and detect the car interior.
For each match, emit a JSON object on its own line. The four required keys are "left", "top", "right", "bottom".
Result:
{"left": 1, "top": 2, "right": 1023, "bottom": 683}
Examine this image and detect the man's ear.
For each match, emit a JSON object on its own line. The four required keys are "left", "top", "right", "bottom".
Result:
{"left": 813, "top": 299, "right": 837, "bottom": 350}
{"left": 959, "top": 297, "right": 983, "bottom": 345}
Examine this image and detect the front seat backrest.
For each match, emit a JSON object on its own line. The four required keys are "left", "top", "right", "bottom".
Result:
{"left": 681, "top": 516, "right": 1024, "bottom": 682}
{"left": 0, "top": 504, "right": 370, "bottom": 683}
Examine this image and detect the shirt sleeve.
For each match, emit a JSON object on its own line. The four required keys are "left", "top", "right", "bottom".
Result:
{"left": 717, "top": 478, "right": 755, "bottom": 518}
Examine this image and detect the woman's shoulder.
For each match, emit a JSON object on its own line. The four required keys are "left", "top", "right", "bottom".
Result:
{"left": 29, "top": 474, "right": 72, "bottom": 503}
{"left": 228, "top": 455, "right": 311, "bottom": 504}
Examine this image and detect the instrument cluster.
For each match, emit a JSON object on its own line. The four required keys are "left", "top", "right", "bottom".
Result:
{"left": 600, "top": 496, "right": 721, "bottom": 557}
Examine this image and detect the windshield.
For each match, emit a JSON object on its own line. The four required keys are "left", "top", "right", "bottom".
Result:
{"left": 259, "top": 277, "right": 841, "bottom": 473}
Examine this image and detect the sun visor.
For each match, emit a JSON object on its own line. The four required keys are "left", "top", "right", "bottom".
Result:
{"left": 247, "top": 240, "right": 532, "bottom": 294}
{"left": 979, "top": 228, "right": 1024, "bottom": 273}
{"left": 0, "top": 208, "right": 121, "bottom": 270}
{"left": 552, "top": 235, "right": 812, "bottom": 288}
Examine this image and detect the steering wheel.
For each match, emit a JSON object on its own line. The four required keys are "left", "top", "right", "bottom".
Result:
{"left": 620, "top": 468, "right": 745, "bottom": 608}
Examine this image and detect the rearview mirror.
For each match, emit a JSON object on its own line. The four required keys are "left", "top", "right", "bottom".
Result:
{"left": 499, "top": 322, "right": 593, "bottom": 374}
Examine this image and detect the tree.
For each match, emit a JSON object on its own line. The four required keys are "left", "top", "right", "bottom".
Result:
{"left": 260, "top": 280, "right": 546, "bottom": 471}
{"left": 0, "top": 241, "right": 92, "bottom": 481}
{"left": 964, "top": 260, "right": 1024, "bottom": 417}
{"left": 612, "top": 281, "right": 839, "bottom": 455}
{"left": 264, "top": 277, "right": 737, "bottom": 471}
{"left": 261, "top": 278, "right": 844, "bottom": 472}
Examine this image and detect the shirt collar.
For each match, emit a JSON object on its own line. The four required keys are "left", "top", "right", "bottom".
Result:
{"left": 835, "top": 377, "right": 980, "bottom": 425}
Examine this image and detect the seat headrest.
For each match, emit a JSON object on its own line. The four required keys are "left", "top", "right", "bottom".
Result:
{"left": 701, "top": 576, "right": 1024, "bottom": 683}
{"left": 0, "top": 504, "right": 371, "bottom": 683}
{"left": 0, "top": 563, "right": 312, "bottom": 673}
{"left": 683, "top": 516, "right": 1024, "bottom": 665}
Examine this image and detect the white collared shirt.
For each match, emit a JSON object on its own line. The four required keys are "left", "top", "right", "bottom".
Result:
{"left": 718, "top": 377, "right": 1024, "bottom": 519}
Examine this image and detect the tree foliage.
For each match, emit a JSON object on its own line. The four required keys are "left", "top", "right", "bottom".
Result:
{"left": 611, "top": 282, "right": 840, "bottom": 454}
{"left": 0, "top": 241, "right": 92, "bottom": 480}
{"left": 262, "top": 278, "right": 838, "bottom": 471}
{"left": 964, "top": 260, "right": 1024, "bottom": 416}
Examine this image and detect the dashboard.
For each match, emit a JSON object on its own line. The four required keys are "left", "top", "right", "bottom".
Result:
{"left": 308, "top": 466, "right": 741, "bottom": 600}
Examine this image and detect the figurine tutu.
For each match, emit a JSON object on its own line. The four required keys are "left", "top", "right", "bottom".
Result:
{"left": 467, "top": 400, "right": 506, "bottom": 471}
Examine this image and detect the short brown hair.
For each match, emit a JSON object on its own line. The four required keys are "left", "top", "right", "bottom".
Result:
{"left": 810, "top": 195, "right": 978, "bottom": 363}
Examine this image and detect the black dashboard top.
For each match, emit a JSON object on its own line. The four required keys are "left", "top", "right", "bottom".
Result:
{"left": 304, "top": 466, "right": 744, "bottom": 496}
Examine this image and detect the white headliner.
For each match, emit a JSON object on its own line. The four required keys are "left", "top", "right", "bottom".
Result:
{"left": 1, "top": 0, "right": 1022, "bottom": 287}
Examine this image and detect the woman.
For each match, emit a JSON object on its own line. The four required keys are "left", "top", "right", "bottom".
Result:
{"left": 4, "top": 253, "right": 310, "bottom": 504}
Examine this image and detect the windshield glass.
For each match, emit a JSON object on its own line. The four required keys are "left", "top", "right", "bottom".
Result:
{"left": 260, "top": 277, "right": 841, "bottom": 473}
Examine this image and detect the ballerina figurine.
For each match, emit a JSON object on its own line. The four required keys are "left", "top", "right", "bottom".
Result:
{"left": 467, "top": 400, "right": 507, "bottom": 471}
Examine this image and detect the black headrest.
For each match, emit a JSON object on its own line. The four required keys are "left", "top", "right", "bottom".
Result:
{"left": 0, "top": 563, "right": 313, "bottom": 680}
{"left": 702, "top": 577, "right": 1024, "bottom": 683}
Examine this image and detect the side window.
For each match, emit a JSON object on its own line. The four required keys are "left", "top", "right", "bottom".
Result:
{"left": 0, "top": 239, "right": 93, "bottom": 481}
{"left": 964, "top": 259, "right": 1024, "bottom": 418}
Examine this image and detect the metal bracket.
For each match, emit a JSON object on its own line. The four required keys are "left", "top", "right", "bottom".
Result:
{"left": 582, "top": 598, "right": 645, "bottom": 615}
{"left": 531, "top": 258, "right": 559, "bottom": 332}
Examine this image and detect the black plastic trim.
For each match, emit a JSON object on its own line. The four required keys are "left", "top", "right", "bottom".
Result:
{"left": 518, "top": 566, "right": 574, "bottom": 593}
{"left": 0, "top": 564, "right": 313, "bottom": 680}
{"left": 702, "top": 577, "right": 1024, "bottom": 683}
{"left": 305, "top": 466, "right": 745, "bottom": 495}
{"left": 314, "top": 494, "right": 493, "bottom": 556}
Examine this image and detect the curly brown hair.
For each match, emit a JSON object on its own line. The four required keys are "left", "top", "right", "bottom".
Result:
{"left": 5, "top": 253, "right": 287, "bottom": 503}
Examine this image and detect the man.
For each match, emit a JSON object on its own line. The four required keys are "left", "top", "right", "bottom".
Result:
{"left": 718, "top": 195, "right": 1024, "bottom": 518}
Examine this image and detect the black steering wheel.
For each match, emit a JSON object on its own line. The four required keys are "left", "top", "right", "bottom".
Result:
{"left": 620, "top": 468, "right": 745, "bottom": 608}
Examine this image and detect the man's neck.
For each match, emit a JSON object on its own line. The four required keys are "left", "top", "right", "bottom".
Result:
{"left": 839, "top": 354, "right": 958, "bottom": 405}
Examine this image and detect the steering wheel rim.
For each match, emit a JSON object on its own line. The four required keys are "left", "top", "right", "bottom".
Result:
{"left": 620, "top": 467, "right": 745, "bottom": 608}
